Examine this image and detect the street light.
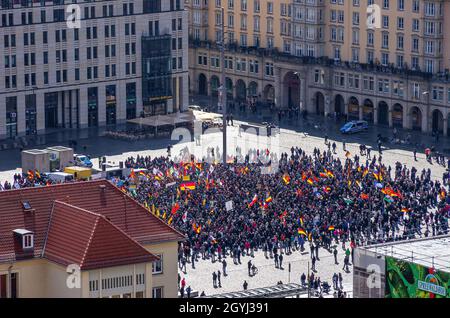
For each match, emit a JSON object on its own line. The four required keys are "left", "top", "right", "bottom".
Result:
{"left": 218, "top": 8, "right": 227, "bottom": 164}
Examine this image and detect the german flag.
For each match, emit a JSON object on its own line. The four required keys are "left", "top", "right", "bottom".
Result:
{"left": 27, "top": 170, "right": 34, "bottom": 180}
{"left": 35, "top": 170, "right": 41, "bottom": 179}
{"left": 192, "top": 223, "right": 201, "bottom": 234}
{"left": 265, "top": 196, "right": 273, "bottom": 203}
{"left": 328, "top": 225, "right": 335, "bottom": 231}
{"left": 307, "top": 178, "right": 314, "bottom": 185}
{"left": 282, "top": 174, "right": 291, "bottom": 185}
{"left": 139, "top": 171, "right": 146, "bottom": 177}
{"left": 373, "top": 171, "right": 381, "bottom": 181}
{"left": 319, "top": 172, "right": 327, "bottom": 178}
{"left": 323, "top": 186, "right": 331, "bottom": 193}
{"left": 298, "top": 228, "right": 307, "bottom": 236}
{"left": 326, "top": 170, "right": 335, "bottom": 178}
{"left": 180, "top": 182, "right": 196, "bottom": 191}
{"left": 362, "top": 168, "right": 369, "bottom": 177}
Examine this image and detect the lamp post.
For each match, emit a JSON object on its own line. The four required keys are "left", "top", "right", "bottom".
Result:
{"left": 218, "top": 8, "right": 227, "bottom": 164}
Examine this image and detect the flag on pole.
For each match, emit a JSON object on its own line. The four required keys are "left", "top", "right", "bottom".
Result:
{"left": 171, "top": 202, "right": 180, "bottom": 215}
{"left": 360, "top": 193, "right": 369, "bottom": 200}
{"left": 298, "top": 228, "right": 307, "bottom": 236}
{"left": 182, "top": 211, "right": 188, "bottom": 223}
{"left": 282, "top": 174, "right": 291, "bottom": 185}
{"left": 248, "top": 194, "right": 258, "bottom": 207}
{"left": 180, "top": 182, "right": 196, "bottom": 191}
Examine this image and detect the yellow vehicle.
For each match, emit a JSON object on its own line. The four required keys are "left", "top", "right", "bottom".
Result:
{"left": 64, "top": 166, "right": 92, "bottom": 180}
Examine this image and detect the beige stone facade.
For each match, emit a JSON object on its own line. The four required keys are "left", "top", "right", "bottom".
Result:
{"left": 187, "top": 0, "right": 450, "bottom": 135}
{"left": 0, "top": 240, "right": 179, "bottom": 298}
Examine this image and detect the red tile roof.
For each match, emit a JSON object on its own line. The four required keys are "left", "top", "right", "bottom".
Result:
{"left": 44, "top": 201, "right": 158, "bottom": 270}
{"left": 0, "top": 180, "right": 185, "bottom": 268}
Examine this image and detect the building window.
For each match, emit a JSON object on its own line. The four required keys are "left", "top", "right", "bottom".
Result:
{"left": 23, "top": 234, "right": 33, "bottom": 249}
{"left": 152, "top": 254, "right": 163, "bottom": 274}
{"left": 152, "top": 287, "right": 163, "bottom": 298}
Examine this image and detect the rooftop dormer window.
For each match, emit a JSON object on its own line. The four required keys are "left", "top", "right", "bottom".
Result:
{"left": 13, "top": 229, "right": 34, "bottom": 250}
{"left": 23, "top": 234, "right": 34, "bottom": 249}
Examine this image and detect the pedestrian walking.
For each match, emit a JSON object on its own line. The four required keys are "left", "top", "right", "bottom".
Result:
{"left": 186, "top": 286, "right": 192, "bottom": 298}
{"left": 217, "top": 270, "right": 222, "bottom": 288}
{"left": 274, "top": 253, "right": 279, "bottom": 268}
{"left": 338, "top": 273, "right": 343, "bottom": 289}
{"left": 279, "top": 254, "right": 283, "bottom": 269}
{"left": 248, "top": 260, "right": 252, "bottom": 276}
{"left": 333, "top": 248, "right": 338, "bottom": 264}
{"left": 222, "top": 259, "right": 227, "bottom": 276}
{"left": 311, "top": 255, "right": 316, "bottom": 271}
{"left": 212, "top": 271, "right": 218, "bottom": 288}
{"left": 243, "top": 280, "right": 248, "bottom": 290}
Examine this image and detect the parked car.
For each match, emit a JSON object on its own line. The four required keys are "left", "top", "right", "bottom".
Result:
{"left": 188, "top": 105, "right": 203, "bottom": 112}
{"left": 340, "top": 120, "right": 369, "bottom": 134}
{"left": 73, "top": 154, "right": 93, "bottom": 168}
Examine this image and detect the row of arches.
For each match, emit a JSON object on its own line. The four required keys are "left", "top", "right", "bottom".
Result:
{"left": 198, "top": 73, "right": 275, "bottom": 102}
{"left": 315, "top": 92, "right": 446, "bottom": 133}
{"left": 196, "top": 72, "right": 447, "bottom": 134}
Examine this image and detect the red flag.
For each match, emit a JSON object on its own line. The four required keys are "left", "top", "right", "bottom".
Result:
{"left": 171, "top": 202, "right": 180, "bottom": 215}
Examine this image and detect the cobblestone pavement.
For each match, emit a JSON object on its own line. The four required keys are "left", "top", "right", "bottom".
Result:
{"left": 178, "top": 245, "right": 354, "bottom": 298}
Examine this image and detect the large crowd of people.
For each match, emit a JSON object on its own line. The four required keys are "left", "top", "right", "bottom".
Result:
{"left": 110, "top": 143, "right": 450, "bottom": 296}
{"left": 2, "top": 137, "right": 450, "bottom": 297}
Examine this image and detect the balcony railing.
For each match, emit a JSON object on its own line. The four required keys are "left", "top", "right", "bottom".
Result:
{"left": 189, "top": 39, "right": 448, "bottom": 82}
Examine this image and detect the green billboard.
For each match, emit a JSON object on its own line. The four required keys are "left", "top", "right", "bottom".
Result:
{"left": 385, "top": 256, "right": 450, "bottom": 298}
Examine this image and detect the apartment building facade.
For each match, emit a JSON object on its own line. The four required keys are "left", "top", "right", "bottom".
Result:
{"left": 188, "top": 0, "right": 450, "bottom": 135}
{"left": 0, "top": 0, "right": 189, "bottom": 141}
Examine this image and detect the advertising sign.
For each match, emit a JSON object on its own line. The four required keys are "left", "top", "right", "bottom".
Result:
{"left": 385, "top": 256, "right": 450, "bottom": 298}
